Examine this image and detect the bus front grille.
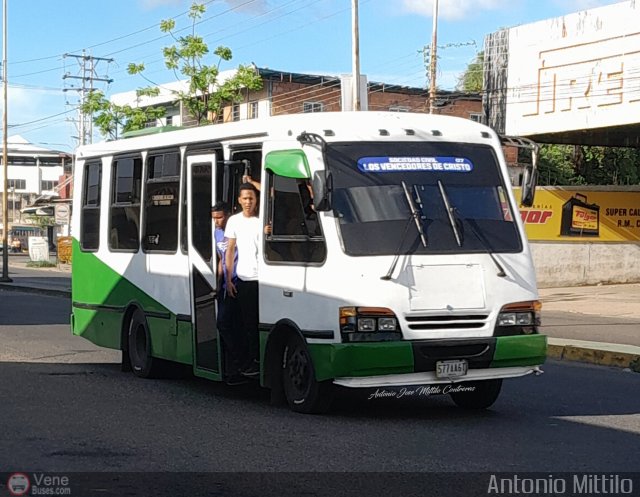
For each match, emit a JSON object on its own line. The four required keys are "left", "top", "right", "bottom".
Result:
{"left": 404, "top": 314, "right": 489, "bottom": 331}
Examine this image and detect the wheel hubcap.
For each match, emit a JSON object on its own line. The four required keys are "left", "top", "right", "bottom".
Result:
{"left": 288, "top": 346, "right": 309, "bottom": 393}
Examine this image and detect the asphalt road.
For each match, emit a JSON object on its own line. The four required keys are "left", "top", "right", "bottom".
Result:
{"left": 1, "top": 291, "right": 639, "bottom": 495}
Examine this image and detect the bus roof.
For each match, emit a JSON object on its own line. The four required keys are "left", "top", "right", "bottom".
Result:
{"left": 74, "top": 112, "right": 498, "bottom": 160}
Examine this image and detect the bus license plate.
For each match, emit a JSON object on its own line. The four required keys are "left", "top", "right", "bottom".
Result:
{"left": 436, "top": 360, "right": 468, "bottom": 378}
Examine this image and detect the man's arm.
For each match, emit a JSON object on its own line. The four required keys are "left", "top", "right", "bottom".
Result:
{"left": 217, "top": 257, "right": 224, "bottom": 286}
{"left": 225, "top": 237, "right": 238, "bottom": 298}
{"left": 242, "top": 174, "right": 261, "bottom": 191}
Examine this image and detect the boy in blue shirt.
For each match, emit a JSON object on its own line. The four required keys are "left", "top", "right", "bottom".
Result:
{"left": 211, "top": 201, "right": 245, "bottom": 385}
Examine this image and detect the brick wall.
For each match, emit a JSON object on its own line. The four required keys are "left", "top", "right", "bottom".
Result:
{"left": 270, "top": 80, "right": 342, "bottom": 115}
{"left": 368, "top": 91, "right": 429, "bottom": 113}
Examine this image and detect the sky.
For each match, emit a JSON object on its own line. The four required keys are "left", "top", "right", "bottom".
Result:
{"left": 1, "top": 0, "right": 623, "bottom": 152}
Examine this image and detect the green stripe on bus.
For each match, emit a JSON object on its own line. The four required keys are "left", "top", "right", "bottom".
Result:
{"left": 308, "top": 342, "right": 415, "bottom": 381}
{"left": 491, "top": 334, "right": 547, "bottom": 368}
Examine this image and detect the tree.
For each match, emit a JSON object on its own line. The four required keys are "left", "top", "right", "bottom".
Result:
{"left": 537, "top": 144, "right": 584, "bottom": 186}
{"left": 457, "top": 51, "right": 484, "bottom": 92}
{"left": 80, "top": 89, "right": 166, "bottom": 140}
{"left": 84, "top": 2, "right": 262, "bottom": 138}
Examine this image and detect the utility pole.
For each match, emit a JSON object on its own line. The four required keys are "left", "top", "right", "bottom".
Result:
{"left": 351, "top": 0, "right": 361, "bottom": 111}
{"left": 429, "top": 0, "right": 439, "bottom": 114}
{"left": 63, "top": 51, "right": 113, "bottom": 147}
{"left": 1, "top": 0, "right": 10, "bottom": 282}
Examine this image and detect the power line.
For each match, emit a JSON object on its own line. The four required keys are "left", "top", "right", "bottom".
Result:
{"left": 63, "top": 52, "right": 114, "bottom": 147}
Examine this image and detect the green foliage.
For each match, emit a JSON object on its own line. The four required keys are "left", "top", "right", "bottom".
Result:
{"left": 87, "top": 1, "right": 263, "bottom": 137}
{"left": 537, "top": 145, "right": 584, "bottom": 186}
{"left": 537, "top": 144, "right": 640, "bottom": 186}
{"left": 26, "top": 260, "right": 57, "bottom": 268}
{"left": 25, "top": 215, "right": 54, "bottom": 228}
{"left": 578, "top": 146, "right": 640, "bottom": 185}
{"left": 80, "top": 90, "right": 165, "bottom": 140}
{"left": 457, "top": 51, "right": 484, "bottom": 92}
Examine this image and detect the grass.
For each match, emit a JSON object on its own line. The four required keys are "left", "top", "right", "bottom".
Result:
{"left": 26, "top": 260, "right": 57, "bottom": 268}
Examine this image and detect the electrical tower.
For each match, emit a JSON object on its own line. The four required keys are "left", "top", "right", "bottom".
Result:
{"left": 63, "top": 51, "right": 114, "bottom": 147}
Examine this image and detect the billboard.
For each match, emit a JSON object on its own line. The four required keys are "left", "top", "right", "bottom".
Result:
{"left": 513, "top": 187, "right": 640, "bottom": 242}
{"left": 490, "top": 1, "right": 640, "bottom": 137}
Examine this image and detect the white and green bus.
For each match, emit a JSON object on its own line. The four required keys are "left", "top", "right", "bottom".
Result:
{"left": 71, "top": 111, "right": 546, "bottom": 413}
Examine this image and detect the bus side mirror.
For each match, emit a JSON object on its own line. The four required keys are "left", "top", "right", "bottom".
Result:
{"left": 312, "top": 171, "right": 332, "bottom": 211}
{"left": 520, "top": 163, "right": 538, "bottom": 207}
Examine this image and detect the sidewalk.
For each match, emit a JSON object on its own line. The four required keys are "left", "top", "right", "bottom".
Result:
{"left": 0, "top": 254, "right": 71, "bottom": 297}
{"left": 1, "top": 255, "right": 638, "bottom": 372}
{"left": 539, "top": 284, "right": 640, "bottom": 372}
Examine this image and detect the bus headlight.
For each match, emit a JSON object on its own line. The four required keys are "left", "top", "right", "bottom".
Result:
{"left": 495, "top": 301, "right": 541, "bottom": 336}
{"left": 357, "top": 318, "right": 376, "bottom": 332}
{"left": 497, "top": 312, "right": 534, "bottom": 326}
{"left": 378, "top": 317, "right": 398, "bottom": 331}
{"left": 340, "top": 307, "right": 401, "bottom": 340}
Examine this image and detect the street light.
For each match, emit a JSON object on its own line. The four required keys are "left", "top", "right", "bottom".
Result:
{"left": 1, "top": 0, "right": 11, "bottom": 281}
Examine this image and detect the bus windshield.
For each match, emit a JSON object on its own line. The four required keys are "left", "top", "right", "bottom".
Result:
{"left": 326, "top": 141, "right": 522, "bottom": 256}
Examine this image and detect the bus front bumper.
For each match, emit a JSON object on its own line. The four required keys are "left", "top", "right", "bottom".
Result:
{"left": 308, "top": 334, "right": 547, "bottom": 385}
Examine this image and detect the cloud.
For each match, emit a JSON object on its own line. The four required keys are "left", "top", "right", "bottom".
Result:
{"left": 401, "top": 0, "right": 506, "bottom": 21}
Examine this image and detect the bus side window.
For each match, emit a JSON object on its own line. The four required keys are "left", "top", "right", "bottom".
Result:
{"left": 143, "top": 151, "right": 181, "bottom": 253}
{"left": 264, "top": 172, "right": 326, "bottom": 264}
{"left": 81, "top": 162, "right": 102, "bottom": 251}
{"left": 229, "top": 148, "right": 262, "bottom": 212}
{"left": 109, "top": 156, "right": 142, "bottom": 252}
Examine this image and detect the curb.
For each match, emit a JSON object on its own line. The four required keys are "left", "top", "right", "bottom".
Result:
{"left": 0, "top": 283, "right": 71, "bottom": 299}
{"left": 548, "top": 338, "right": 640, "bottom": 372}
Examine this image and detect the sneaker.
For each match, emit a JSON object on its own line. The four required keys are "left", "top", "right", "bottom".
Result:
{"left": 240, "top": 362, "right": 260, "bottom": 377}
{"left": 225, "top": 375, "right": 249, "bottom": 386}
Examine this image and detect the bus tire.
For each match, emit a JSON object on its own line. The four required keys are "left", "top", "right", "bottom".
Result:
{"left": 127, "top": 309, "right": 162, "bottom": 379}
{"left": 282, "top": 335, "right": 333, "bottom": 414}
{"left": 449, "top": 379, "right": 502, "bottom": 409}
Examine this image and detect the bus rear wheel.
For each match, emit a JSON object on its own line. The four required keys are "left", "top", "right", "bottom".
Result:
{"left": 449, "top": 379, "right": 502, "bottom": 409}
{"left": 127, "top": 309, "right": 162, "bottom": 379}
{"left": 282, "top": 335, "right": 333, "bottom": 414}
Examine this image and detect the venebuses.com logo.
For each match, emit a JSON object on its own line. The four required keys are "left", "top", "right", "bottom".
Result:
{"left": 6, "top": 473, "right": 30, "bottom": 496}
{"left": 5, "top": 473, "right": 71, "bottom": 496}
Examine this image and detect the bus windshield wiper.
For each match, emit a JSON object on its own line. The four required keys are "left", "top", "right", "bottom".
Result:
{"left": 404, "top": 181, "right": 427, "bottom": 248}
{"left": 381, "top": 181, "right": 427, "bottom": 280}
{"left": 437, "top": 180, "right": 462, "bottom": 248}
{"left": 437, "top": 180, "right": 507, "bottom": 278}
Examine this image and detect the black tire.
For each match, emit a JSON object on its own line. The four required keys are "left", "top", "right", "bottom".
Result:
{"left": 449, "top": 379, "right": 503, "bottom": 409}
{"left": 127, "top": 309, "right": 162, "bottom": 379}
{"left": 282, "top": 335, "right": 333, "bottom": 414}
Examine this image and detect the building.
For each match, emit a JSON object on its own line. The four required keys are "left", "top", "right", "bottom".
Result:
{"left": 111, "top": 67, "right": 483, "bottom": 128}
{"left": 0, "top": 135, "right": 72, "bottom": 241}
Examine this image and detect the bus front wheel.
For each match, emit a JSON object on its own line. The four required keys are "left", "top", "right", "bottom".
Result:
{"left": 449, "top": 379, "right": 502, "bottom": 409}
{"left": 282, "top": 335, "right": 333, "bottom": 414}
{"left": 127, "top": 309, "right": 161, "bottom": 379}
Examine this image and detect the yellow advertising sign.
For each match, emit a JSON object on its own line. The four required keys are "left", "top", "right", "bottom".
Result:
{"left": 513, "top": 187, "right": 640, "bottom": 242}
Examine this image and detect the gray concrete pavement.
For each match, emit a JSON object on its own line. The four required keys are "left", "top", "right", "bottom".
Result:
{"left": 0, "top": 254, "right": 71, "bottom": 297}
{"left": 1, "top": 255, "right": 638, "bottom": 371}
{"left": 539, "top": 284, "right": 640, "bottom": 371}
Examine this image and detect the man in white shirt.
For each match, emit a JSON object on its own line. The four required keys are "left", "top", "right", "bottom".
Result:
{"left": 224, "top": 183, "right": 261, "bottom": 376}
